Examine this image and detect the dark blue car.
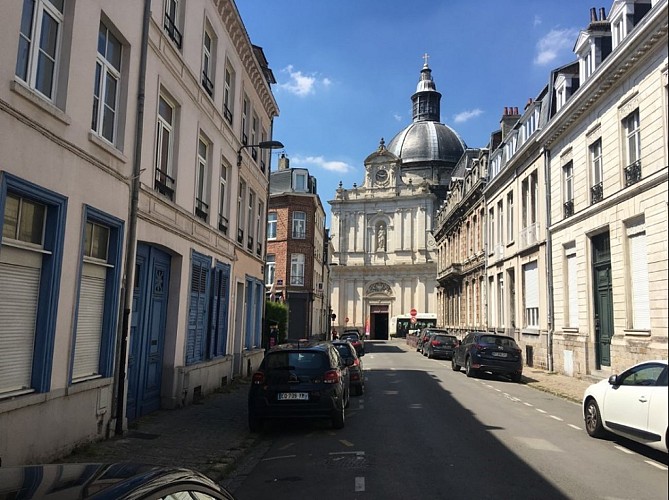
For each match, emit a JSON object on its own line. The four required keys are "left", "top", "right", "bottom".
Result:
{"left": 452, "top": 331, "right": 523, "bottom": 382}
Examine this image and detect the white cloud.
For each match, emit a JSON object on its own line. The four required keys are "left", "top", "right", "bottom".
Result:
{"left": 534, "top": 28, "right": 579, "bottom": 66}
{"left": 453, "top": 108, "right": 483, "bottom": 123}
{"left": 533, "top": 15, "right": 542, "bottom": 27}
{"left": 393, "top": 113, "right": 402, "bottom": 122}
{"left": 278, "top": 65, "right": 331, "bottom": 97}
{"left": 292, "top": 155, "right": 354, "bottom": 174}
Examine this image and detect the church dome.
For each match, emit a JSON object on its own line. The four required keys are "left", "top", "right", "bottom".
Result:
{"left": 386, "top": 60, "right": 466, "bottom": 166}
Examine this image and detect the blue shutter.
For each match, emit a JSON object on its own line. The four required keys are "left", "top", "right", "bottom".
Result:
{"left": 217, "top": 264, "right": 230, "bottom": 355}
{"left": 245, "top": 278, "right": 254, "bottom": 349}
{"left": 186, "top": 252, "right": 211, "bottom": 364}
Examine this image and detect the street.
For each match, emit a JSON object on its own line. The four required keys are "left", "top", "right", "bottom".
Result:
{"left": 230, "top": 341, "right": 668, "bottom": 500}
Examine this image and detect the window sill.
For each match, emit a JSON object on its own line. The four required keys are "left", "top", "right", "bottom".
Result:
{"left": 623, "top": 329, "right": 651, "bottom": 337}
{"left": 562, "top": 327, "right": 580, "bottom": 334}
{"left": 521, "top": 328, "right": 540, "bottom": 336}
{"left": 88, "top": 131, "right": 128, "bottom": 163}
{"left": 11, "top": 78, "right": 71, "bottom": 125}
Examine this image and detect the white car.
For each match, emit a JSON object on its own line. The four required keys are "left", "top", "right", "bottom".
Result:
{"left": 582, "top": 360, "right": 668, "bottom": 452}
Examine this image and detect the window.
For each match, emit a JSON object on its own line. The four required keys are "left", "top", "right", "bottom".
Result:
{"left": 563, "top": 161, "right": 574, "bottom": 217}
{"left": 250, "top": 114, "right": 258, "bottom": 160}
{"left": 259, "top": 128, "right": 268, "bottom": 172}
{"left": 15, "top": 0, "right": 64, "bottom": 100}
{"left": 237, "top": 180, "right": 246, "bottom": 244}
{"left": 627, "top": 219, "right": 650, "bottom": 330}
{"left": 241, "top": 95, "right": 249, "bottom": 145}
{"left": 163, "top": 0, "right": 182, "bottom": 48}
{"left": 506, "top": 192, "right": 514, "bottom": 243}
{"left": 507, "top": 268, "right": 516, "bottom": 328}
{"left": 218, "top": 164, "right": 228, "bottom": 234}
{"left": 496, "top": 200, "right": 504, "bottom": 247}
{"left": 72, "top": 210, "right": 122, "bottom": 382}
{"left": 522, "top": 172, "right": 538, "bottom": 228}
{"left": 488, "top": 208, "right": 494, "bottom": 255}
{"left": 265, "top": 254, "right": 275, "bottom": 286}
{"left": 290, "top": 253, "right": 305, "bottom": 286}
{"left": 488, "top": 276, "right": 495, "bottom": 326}
{"left": 565, "top": 245, "right": 578, "bottom": 328}
{"left": 589, "top": 139, "right": 603, "bottom": 204}
{"left": 1, "top": 175, "right": 67, "bottom": 396}
{"left": 523, "top": 261, "right": 539, "bottom": 328}
{"left": 294, "top": 172, "right": 307, "bottom": 192}
{"left": 267, "top": 212, "right": 277, "bottom": 239}
{"left": 247, "top": 190, "right": 255, "bottom": 251}
{"left": 256, "top": 199, "right": 264, "bottom": 255}
{"left": 292, "top": 211, "right": 306, "bottom": 239}
{"left": 92, "top": 22, "right": 122, "bottom": 145}
{"left": 195, "top": 136, "right": 209, "bottom": 221}
{"left": 497, "top": 273, "right": 504, "bottom": 326}
{"left": 223, "top": 63, "right": 234, "bottom": 123}
{"left": 201, "top": 26, "right": 214, "bottom": 96}
{"left": 186, "top": 252, "right": 211, "bottom": 365}
{"left": 155, "top": 94, "right": 176, "bottom": 200}
{"left": 623, "top": 109, "right": 641, "bottom": 186}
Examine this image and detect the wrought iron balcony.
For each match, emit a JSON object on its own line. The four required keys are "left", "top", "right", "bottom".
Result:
{"left": 195, "top": 198, "right": 208, "bottom": 222}
{"left": 292, "top": 230, "right": 306, "bottom": 239}
{"left": 201, "top": 71, "right": 214, "bottom": 97}
{"left": 624, "top": 160, "right": 642, "bottom": 187}
{"left": 163, "top": 13, "right": 182, "bottom": 48}
{"left": 155, "top": 169, "right": 175, "bottom": 201}
{"left": 223, "top": 105, "right": 233, "bottom": 124}
{"left": 218, "top": 214, "right": 228, "bottom": 235}
{"left": 590, "top": 182, "right": 603, "bottom": 205}
{"left": 563, "top": 200, "right": 574, "bottom": 218}
{"left": 290, "top": 275, "right": 305, "bottom": 286}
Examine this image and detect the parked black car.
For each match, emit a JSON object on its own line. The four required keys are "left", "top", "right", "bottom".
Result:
{"left": 333, "top": 339, "right": 365, "bottom": 395}
{"left": 417, "top": 327, "right": 448, "bottom": 354}
{"left": 0, "top": 462, "right": 236, "bottom": 499}
{"left": 248, "top": 340, "right": 350, "bottom": 431}
{"left": 423, "top": 332, "right": 458, "bottom": 360}
{"left": 340, "top": 329, "right": 365, "bottom": 356}
{"left": 452, "top": 332, "right": 523, "bottom": 382}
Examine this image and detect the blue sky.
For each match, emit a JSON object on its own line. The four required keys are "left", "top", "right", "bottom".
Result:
{"left": 236, "top": 0, "right": 594, "bottom": 226}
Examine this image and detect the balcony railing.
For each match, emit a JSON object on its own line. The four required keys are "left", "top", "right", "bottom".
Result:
{"left": 218, "top": 214, "right": 228, "bottom": 235}
{"left": 292, "top": 230, "right": 306, "bottom": 239}
{"left": 520, "top": 222, "right": 540, "bottom": 250}
{"left": 223, "top": 104, "right": 233, "bottom": 124}
{"left": 202, "top": 71, "right": 214, "bottom": 97}
{"left": 624, "top": 160, "right": 642, "bottom": 187}
{"left": 195, "top": 198, "right": 209, "bottom": 222}
{"left": 563, "top": 200, "right": 574, "bottom": 218}
{"left": 590, "top": 182, "right": 603, "bottom": 205}
{"left": 290, "top": 275, "right": 304, "bottom": 286}
{"left": 155, "top": 168, "right": 175, "bottom": 201}
{"left": 163, "top": 13, "right": 182, "bottom": 48}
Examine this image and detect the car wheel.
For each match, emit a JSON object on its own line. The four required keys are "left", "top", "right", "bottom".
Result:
{"left": 465, "top": 358, "right": 477, "bottom": 378}
{"left": 451, "top": 357, "right": 461, "bottom": 371}
{"left": 584, "top": 398, "right": 606, "bottom": 438}
{"left": 427, "top": 349, "right": 433, "bottom": 359}
{"left": 510, "top": 372, "right": 522, "bottom": 383}
{"left": 332, "top": 402, "right": 345, "bottom": 429}
{"left": 248, "top": 413, "right": 263, "bottom": 433}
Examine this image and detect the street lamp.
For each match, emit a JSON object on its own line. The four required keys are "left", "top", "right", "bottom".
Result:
{"left": 237, "top": 140, "right": 284, "bottom": 167}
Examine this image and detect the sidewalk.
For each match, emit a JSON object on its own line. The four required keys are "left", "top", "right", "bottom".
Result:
{"left": 52, "top": 341, "right": 596, "bottom": 487}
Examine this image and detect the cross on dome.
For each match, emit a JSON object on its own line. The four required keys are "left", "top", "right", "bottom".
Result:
{"left": 423, "top": 52, "right": 430, "bottom": 67}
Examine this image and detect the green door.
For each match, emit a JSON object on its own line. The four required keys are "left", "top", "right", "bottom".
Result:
{"left": 592, "top": 233, "right": 613, "bottom": 367}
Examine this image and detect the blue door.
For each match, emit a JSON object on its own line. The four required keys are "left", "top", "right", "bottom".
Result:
{"left": 126, "top": 244, "right": 171, "bottom": 421}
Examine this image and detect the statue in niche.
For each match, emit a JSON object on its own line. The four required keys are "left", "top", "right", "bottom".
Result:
{"left": 376, "top": 223, "right": 387, "bottom": 252}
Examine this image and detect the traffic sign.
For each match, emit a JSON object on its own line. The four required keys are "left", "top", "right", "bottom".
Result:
{"left": 410, "top": 317, "right": 417, "bottom": 324}
{"left": 410, "top": 308, "right": 417, "bottom": 317}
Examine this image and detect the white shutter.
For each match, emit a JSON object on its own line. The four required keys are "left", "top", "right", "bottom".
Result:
{"left": 524, "top": 261, "right": 539, "bottom": 308}
{"left": 0, "top": 258, "right": 40, "bottom": 393}
{"left": 72, "top": 262, "right": 106, "bottom": 380}
{"left": 567, "top": 251, "right": 579, "bottom": 328}
{"left": 629, "top": 231, "right": 650, "bottom": 329}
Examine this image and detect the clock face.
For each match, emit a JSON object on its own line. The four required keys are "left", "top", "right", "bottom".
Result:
{"left": 375, "top": 169, "right": 388, "bottom": 182}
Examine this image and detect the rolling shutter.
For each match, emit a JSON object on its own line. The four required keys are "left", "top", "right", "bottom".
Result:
{"left": 0, "top": 257, "right": 40, "bottom": 393}
{"left": 72, "top": 262, "right": 106, "bottom": 380}
{"left": 524, "top": 261, "right": 539, "bottom": 309}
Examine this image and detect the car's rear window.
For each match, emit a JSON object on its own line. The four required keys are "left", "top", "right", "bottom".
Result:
{"left": 434, "top": 335, "right": 456, "bottom": 344}
{"left": 341, "top": 333, "right": 360, "bottom": 341}
{"left": 334, "top": 345, "right": 354, "bottom": 359}
{"left": 479, "top": 335, "right": 517, "bottom": 348}
{"left": 265, "top": 352, "right": 327, "bottom": 370}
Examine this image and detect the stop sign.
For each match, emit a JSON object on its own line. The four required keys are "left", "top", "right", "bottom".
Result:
{"left": 410, "top": 308, "right": 417, "bottom": 317}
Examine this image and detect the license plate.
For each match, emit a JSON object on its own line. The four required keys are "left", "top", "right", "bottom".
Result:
{"left": 491, "top": 352, "right": 508, "bottom": 358}
{"left": 278, "top": 392, "right": 309, "bottom": 401}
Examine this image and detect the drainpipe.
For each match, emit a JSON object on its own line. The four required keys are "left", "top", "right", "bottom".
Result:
{"left": 115, "top": 0, "right": 150, "bottom": 436}
{"left": 543, "top": 147, "right": 555, "bottom": 372}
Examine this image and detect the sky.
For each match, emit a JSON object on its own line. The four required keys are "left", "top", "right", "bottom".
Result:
{"left": 236, "top": 0, "right": 595, "bottom": 226}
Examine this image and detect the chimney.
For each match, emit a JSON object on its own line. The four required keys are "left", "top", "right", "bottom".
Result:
{"left": 590, "top": 7, "right": 597, "bottom": 22}
{"left": 525, "top": 97, "right": 533, "bottom": 110}
{"left": 500, "top": 106, "right": 519, "bottom": 140}
{"left": 599, "top": 7, "right": 606, "bottom": 20}
{"left": 278, "top": 153, "right": 289, "bottom": 170}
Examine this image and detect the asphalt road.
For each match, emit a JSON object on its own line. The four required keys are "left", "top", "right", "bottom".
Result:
{"left": 230, "top": 341, "right": 668, "bottom": 500}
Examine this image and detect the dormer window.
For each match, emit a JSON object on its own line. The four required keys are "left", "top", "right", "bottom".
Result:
{"left": 554, "top": 73, "right": 578, "bottom": 112}
{"left": 609, "top": 0, "right": 653, "bottom": 50}
{"left": 574, "top": 8, "right": 612, "bottom": 83}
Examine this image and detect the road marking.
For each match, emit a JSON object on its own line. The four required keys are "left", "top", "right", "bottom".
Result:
{"left": 409, "top": 403, "right": 423, "bottom": 409}
{"left": 330, "top": 451, "right": 365, "bottom": 456}
{"left": 614, "top": 445, "right": 635, "bottom": 454}
{"left": 262, "top": 455, "right": 296, "bottom": 461}
{"left": 355, "top": 476, "right": 366, "bottom": 492}
{"left": 568, "top": 424, "right": 582, "bottom": 430}
{"left": 383, "top": 390, "right": 399, "bottom": 395}
{"left": 645, "top": 460, "right": 668, "bottom": 471}
{"left": 549, "top": 415, "right": 564, "bottom": 421}
{"left": 279, "top": 443, "right": 295, "bottom": 451}
{"left": 340, "top": 439, "right": 354, "bottom": 447}
{"left": 536, "top": 408, "right": 547, "bottom": 414}
{"left": 523, "top": 402, "right": 533, "bottom": 407}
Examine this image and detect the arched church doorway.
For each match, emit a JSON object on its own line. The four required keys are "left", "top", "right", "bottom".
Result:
{"left": 369, "top": 304, "right": 389, "bottom": 340}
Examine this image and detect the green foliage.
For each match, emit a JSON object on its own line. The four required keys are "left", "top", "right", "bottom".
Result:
{"left": 264, "top": 301, "right": 288, "bottom": 345}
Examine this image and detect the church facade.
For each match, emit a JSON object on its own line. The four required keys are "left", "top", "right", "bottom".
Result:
{"left": 329, "top": 61, "right": 466, "bottom": 339}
